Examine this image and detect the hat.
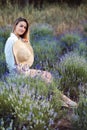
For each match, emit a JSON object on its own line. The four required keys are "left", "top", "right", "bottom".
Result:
{"left": 13, "top": 39, "right": 34, "bottom": 67}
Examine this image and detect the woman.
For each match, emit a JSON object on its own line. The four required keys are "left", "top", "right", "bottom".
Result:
{"left": 4, "top": 17, "right": 52, "bottom": 83}
{"left": 4, "top": 17, "right": 77, "bottom": 107}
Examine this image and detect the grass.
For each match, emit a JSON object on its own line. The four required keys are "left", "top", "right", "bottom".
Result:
{"left": 0, "top": 3, "right": 87, "bottom": 35}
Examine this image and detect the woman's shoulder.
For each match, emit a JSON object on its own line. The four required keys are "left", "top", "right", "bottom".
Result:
{"left": 6, "top": 33, "right": 18, "bottom": 44}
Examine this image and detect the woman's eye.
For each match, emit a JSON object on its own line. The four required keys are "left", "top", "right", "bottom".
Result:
{"left": 20, "top": 25, "right": 23, "bottom": 27}
{"left": 24, "top": 26, "right": 27, "bottom": 29}
{"left": 20, "top": 25, "right": 26, "bottom": 29}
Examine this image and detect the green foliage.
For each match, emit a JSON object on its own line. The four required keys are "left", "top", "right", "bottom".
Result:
{"left": 58, "top": 52, "right": 87, "bottom": 99}
{"left": 84, "top": 23, "right": 87, "bottom": 32}
{"left": 72, "top": 92, "right": 87, "bottom": 130}
{"left": 32, "top": 40, "right": 60, "bottom": 71}
{"left": 60, "top": 33, "right": 81, "bottom": 53}
{"left": 0, "top": 60, "right": 7, "bottom": 78}
{"left": 0, "top": 75, "right": 62, "bottom": 129}
{"left": 0, "top": 31, "right": 10, "bottom": 57}
{"left": 78, "top": 41, "right": 87, "bottom": 59}
{"left": 30, "top": 23, "right": 60, "bottom": 71}
{"left": 30, "top": 23, "right": 53, "bottom": 39}
{"left": 0, "top": 31, "right": 10, "bottom": 77}
{"left": 61, "top": 33, "right": 80, "bottom": 46}
{"left": 83, "top": 23, "right": 87, "bottom": 37}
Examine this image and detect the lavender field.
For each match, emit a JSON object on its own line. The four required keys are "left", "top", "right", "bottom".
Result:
{"left": 0, "top": 3, "right": 87, "bottom": 130}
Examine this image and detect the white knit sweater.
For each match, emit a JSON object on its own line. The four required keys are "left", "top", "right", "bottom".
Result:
{"left": 4, "top": 33, "right": 18, "bottom": 72}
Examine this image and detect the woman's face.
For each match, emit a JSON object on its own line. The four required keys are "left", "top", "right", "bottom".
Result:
{"left": 14, "top": 21, "right": 27, "bottom": 37}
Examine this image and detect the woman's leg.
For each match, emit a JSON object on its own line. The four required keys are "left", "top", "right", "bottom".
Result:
{"left": 16, "top": 64, "right": 52, "bottom": 83}
{"left": 61, "top": 94, "right": 77, "bottom": 108}
{"left": 16, "top": 65, "right": 77, "bottom": 107}
{"left": 29, "top": 69, "right": 53, "bottom": 83}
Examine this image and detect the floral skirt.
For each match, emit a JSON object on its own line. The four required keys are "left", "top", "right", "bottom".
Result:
{"left": 16, "top": 64, "right": 52, "bottom": 83}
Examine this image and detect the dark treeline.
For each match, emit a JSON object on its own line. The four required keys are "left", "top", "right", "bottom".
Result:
{"left": 0, "top": 0, "right": 87, "bottom": 8}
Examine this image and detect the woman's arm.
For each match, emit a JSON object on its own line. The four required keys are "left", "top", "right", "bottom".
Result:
{"left": 4, "top": 37, "right": 17, "bottom": 72}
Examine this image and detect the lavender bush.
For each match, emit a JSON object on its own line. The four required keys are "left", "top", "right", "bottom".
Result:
{"left": 0, "top": 34, "right": 9, "bottom": 77}
{"left": 58, "top": 52, "right": 87, "bottom": 100}
{"left": 60, "top": 33, "right": 81, "bottom": 53}
{"left": 0, "top": 75, "right": 63, "bottom": 129}
{"left": 72, "top": 90, "right": 87, "bottom": 130}
{"left": 30, "top": 23, "right": 61, "bottom": 72}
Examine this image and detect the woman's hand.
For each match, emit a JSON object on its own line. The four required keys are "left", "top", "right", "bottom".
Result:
{"left": 22, "top": 39, "right": 28, "bottom": 43}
